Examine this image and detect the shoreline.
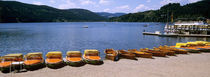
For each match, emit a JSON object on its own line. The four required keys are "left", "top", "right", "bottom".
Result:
{"left": 1, "top": 53, "right": 210, "bottom": 77}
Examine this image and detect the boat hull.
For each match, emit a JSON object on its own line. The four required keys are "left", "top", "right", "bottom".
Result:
{"left": 174, "top": 50, "right": 188, "bottom": 54}
{"left": 152, "top": 52, "right": 166, "bottom": 57}
{"left": 105, "top": 55, "right": 119, "bottom": 61}
{"left": 1, "top": 66, "right": 12, "bottom": 73}
{"left": 24, "top": 62, "right": 45, "bottom": 71}
{"left": 119, "top": 54, "right": 136, "bottom": 59}
{"left": 46, "top": 61, "right": 64, "bottom": 69}
{"left": 135, "top": 53, "right": 152, "bottom": 58}
{"left": 66, "top": 60, "right": 84, "bottom": 66}
{"left": 83, "top": 59, "right": 102, "bottom": 64}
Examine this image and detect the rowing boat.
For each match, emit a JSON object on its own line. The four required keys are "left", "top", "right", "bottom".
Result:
{"left": 157, "top": 46, "right": 176, "bottom": 56}
{"left": 175, "top": 43, "right": 200, "bottom": 53}
{"left": 66, "top": 51, "right": 84, "bottom": 66}
{"left": 118, "top": 50, "right": 136, "bottom": 59}
{"left": 128, "top": 49, "right": 152, "bottom": 58}
{"left": 165, "top": 45, "right": 188, "bottom": 54}
{"left": 142, "top": 48, "right": 166, "bottom": 57}
{"left": 104, "top": 49, "right": 119, "bottom": 61}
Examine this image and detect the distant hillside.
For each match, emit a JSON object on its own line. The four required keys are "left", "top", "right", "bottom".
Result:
{"left": 0, "top": 1, "right": 106, "bottom": 23}
{"left": 96, "top": 12, "right": 126, "bottom": 18}
{"left": 109, "top": 0, "right": 210, "bottom": 22}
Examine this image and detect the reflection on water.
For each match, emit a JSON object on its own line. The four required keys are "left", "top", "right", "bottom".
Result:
{"left": 0, "top": 22, "right": 209, "bottom": 58}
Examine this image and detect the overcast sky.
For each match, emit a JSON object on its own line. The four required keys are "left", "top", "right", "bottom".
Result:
{"left": 11, "top": 0, "right": 201, "bottom": 13}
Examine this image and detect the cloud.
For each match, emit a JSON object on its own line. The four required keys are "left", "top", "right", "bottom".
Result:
{"left": 103, "top": 8, "right": 110, "bottom": 12}
{"left": 80, "top": 0, "right": 96, "bottom": 5}
{"left": 32, "top": 1, "right": 44, "bottom": 5}
{"left": 146, "top": 0, "right": 151, "bottom": 3}
{"left": 99, "top": 0, "right": 110, "bottom": 5}
{"left": 133, "top": 4, "right": 150, "bottom": 12}
{"left": 58, "top": 0, "right": 79, "bottom": 9}
{"left": 112, "top": 5, "right": 130, "bottom": 13}
{"left": 188, "top": 0, "right": 201, "bottom": 3}
{"left": 49, "top": 0, "right": 55, "bottom": 4}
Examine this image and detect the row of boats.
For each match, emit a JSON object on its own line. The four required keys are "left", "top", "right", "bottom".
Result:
{"left": 0, "top": 41, "right": 210, "bottom": 73}
{"left": 0, "top": 49, "right": 102, "bottom": 73}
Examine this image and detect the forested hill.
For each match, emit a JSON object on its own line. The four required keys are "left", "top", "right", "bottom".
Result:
{"left": 109, "top": 0, "right": 210, "bottom": 22}
{"left": 0, "top": 1, "right": 106, "bottom": 23}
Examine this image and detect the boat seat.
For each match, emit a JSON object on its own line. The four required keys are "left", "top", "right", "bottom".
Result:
{"left": 67, "top": 57, "right": 82, "bottom": 62}
{"left": 24, "top": 60, "right": 41, "bottom": 65}
{"left": 46, "top": 58, "right": 62, "bottom": 64}
{"left": 85, "top": 56, "right": 100, "bottom": 60}
{"left": 0, "top": 61, "right": 12, "bottom": 67}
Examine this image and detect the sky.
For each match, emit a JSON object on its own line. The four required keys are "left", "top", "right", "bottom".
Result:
{"left": 10, "top": 0, "right": 202, "bottom": 13}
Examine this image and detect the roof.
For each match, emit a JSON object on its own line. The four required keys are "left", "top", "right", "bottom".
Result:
{"left": 46, "top": 51, "right": 62, "bottom": 57}
{"left": 174, "top": 21, "right": 206, "bottom": 26}
{"left": 66, "top": 51, "right": 81, "bottom": 55}
{"left": 25, "top": 52, "right": 43, "bottom": 58}
{"left": 4, "top": 53, "right": 23, "bottom": 57}
{"left": 66, "top": 51, "right": 81, "bottom": 54}
{"left": 84, "top": 49, "right": 99, "bottom": 54}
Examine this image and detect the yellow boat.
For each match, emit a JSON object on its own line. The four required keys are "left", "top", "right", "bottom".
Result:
{"left": 104, "top": 49, "right": 119, "bottom": 61}
{"left": 194, "top": 41, "right": 210, "bottom": 52}
{"left": 0, "top": 54, "right": 23, "bottom": 73}
{"left": 83, "top": 49, "right": 102, "bottom": 64}
{"left": 66, "top": 51, "right": 84, "bottom": 66}
{"left": 175, "top": 43, "right": 200, "bottom": 53}
{"left": 45, "top": 51, "right": 64, "bottom": 68}
{"left": 128, "top": 49, "right": 152, "bottom": 58}
{"left": 24, "top": 52, "right": 44, "bottom": 70}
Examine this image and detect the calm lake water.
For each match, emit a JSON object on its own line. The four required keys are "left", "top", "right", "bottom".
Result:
{"left": 0, "top": 22, "right": 209, "bottom": 58}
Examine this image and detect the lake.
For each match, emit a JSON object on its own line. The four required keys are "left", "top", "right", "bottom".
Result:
{"left": 0, "top": 22, "right": 209, "bottom": 58}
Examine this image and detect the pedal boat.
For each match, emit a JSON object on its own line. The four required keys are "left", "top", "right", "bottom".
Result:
{"left": 66, "top": 51, "right": 83, "bottom": 66}
{"left": 0, "top": 54, "right": 23, "bottom": 73}
{"left": 45, "top": 51, "right": 64, "bottom": 68}
{"left": 24, "top": 52, "right": 44, "bottom": 70}
{"left": 83, "top": 49, "right": 102, "bottom": 64}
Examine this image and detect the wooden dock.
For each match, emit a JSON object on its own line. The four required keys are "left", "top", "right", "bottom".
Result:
{"left": 143, "top": 32, "right": 210, "bottom": 37}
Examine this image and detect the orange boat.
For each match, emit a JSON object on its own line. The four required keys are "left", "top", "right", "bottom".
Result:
{"left": 165, "top": 45, "right": 188, "bottom": 54}
{"left": 66, "top": 51, "right": 84, "bottom": 66}
{"left": 104, "top": 49, "right": 119, "bottom": 61}
{"left": 156, "top": 46, "right": 176, "bottom": 56}
{"left": 142, "top": 48, "right": 166, "bottom": 57}
{"left": 24, "top": 52, "right": 44, "bottom": 70}
{"left": 0, "top": 54, "right": 23, "bottom": 73}
{"left": 45, "top": 51, "right": 64, "bottom": 68}
{"left": 83, "top": 49, "right": 102, "bottom": 64}
{"left": 128, "top": 49, "right": 152, "bottom": 58}
{"left": 118, "top": 50, "right": 136, "bottom": 60}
